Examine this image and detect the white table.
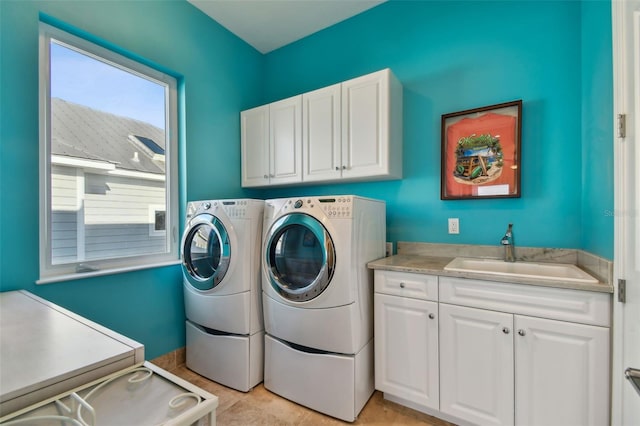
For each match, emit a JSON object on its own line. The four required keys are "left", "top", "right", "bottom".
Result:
{"left": 0, "top": 290, "right": 144, "bottom": 415}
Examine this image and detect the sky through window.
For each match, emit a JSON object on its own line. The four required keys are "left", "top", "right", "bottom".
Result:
{"left": 50, "top": 41, "right": 166, "bottom": 129}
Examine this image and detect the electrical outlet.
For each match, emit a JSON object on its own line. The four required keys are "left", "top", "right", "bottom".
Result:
{"left": 386, "top": 242, "right": 393, "bottom": 257}
{"left": 448, "top": 218, "right": 460, "bottom": 234}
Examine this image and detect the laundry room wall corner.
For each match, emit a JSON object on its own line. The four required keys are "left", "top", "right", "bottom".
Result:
{"left": 0, "top": 0, "right": 264, "bottom": 359}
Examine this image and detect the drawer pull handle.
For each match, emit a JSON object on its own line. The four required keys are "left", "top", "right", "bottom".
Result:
{"left": 399, "top": 282, "right": 405, "bottom": 288}
{"left": 502, "top": 327, "right": 510, "bottom": 334}
{"left": 428, "top": 313, "right": 435, "bottom": 320}
{"left": 518, "top": 329, "right": 526, "bottom": 336}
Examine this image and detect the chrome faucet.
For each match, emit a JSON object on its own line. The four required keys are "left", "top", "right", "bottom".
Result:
{"left": 500, "top": 223, "right": 515, "bottom": 262}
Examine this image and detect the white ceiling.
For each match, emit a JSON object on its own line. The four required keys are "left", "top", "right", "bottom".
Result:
{"left": 187, "top": 0, "right": 386, "bottom": 54}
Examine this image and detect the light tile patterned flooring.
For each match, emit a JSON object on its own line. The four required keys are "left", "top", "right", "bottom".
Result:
{"left": 168, "top": 364, "right": 456, "bottom": 426}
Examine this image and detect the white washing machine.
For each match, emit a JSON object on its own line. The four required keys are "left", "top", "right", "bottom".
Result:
{"left": 261, "top": 195, "right": 385, "bottom": 422}
{"left": 181, "top": 199, "right": 264, "bottom": 392}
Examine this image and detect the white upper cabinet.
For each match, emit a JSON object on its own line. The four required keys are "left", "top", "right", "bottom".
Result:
{"left": 241, "top": 69, "right": 402, "bottom": 188}
{"left": 269, "top": 96, "right": 302, "bottom": 185}
{"left": 240, "top": 105, "right": 269, "bottom": 187}
{"left": 302, "top": 83, "right": 342, "bottom": 182}
{"left": 341, "top": 69, "right": 403, "bottom": 181}
{"left": 240, "top": 96, "right": 302, "bottom": 187}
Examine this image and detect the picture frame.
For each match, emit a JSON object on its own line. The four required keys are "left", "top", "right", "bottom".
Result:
{"left": 441, "top": 100, "right": 522, "bottom": 200}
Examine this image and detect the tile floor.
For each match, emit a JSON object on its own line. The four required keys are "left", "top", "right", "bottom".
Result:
{"left": 169, "top": 364, "right": 456, "bottom": 426}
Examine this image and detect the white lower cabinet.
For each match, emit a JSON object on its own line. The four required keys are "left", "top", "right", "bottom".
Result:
{"left": 373, "top": 271, "right": 439, "bottom": 411}
{"left": 439, "top": 303, "right": 515, "bottom": 426}
{"left": 374, "top": 271, "right": 611, "bottom": 426}
{"left": 374, "top": 293, "right": 439, "bottom": 410}
{"left": 513, "top": 315, "right": 610, "bottom": 426}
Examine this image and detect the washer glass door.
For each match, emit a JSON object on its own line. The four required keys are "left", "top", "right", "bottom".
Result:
{"left": 264, "top": 213, "right": 335, "bottom": 302}
{"left": 181, "top": 214, "right": 230, "bottom": 291}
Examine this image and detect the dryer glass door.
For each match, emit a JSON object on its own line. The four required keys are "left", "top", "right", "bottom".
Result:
{"left": 182, "top": 214, "right": 230, "bottom": 291}
{"left": 264, "top": 213, "right": 335, "bottom": 302}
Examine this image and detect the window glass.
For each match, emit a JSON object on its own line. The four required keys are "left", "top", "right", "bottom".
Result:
{"left": 39, "top": 23, "right": 178, "bottom": 282}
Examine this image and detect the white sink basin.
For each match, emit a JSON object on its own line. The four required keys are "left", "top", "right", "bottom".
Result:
{"left": 444, "top": 257, "right": 599, "bottom": 284}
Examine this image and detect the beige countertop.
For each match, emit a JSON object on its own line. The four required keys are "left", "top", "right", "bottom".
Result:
{"left": 368, "top": 254, "right": 614, "bottom": 294}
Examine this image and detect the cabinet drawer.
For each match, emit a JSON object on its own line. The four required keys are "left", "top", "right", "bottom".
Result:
{"left": 374, "top": 270, "right": 438, "bottom": 301}
{"left": 439, "top": 277, "right": 611, "bottom": 327}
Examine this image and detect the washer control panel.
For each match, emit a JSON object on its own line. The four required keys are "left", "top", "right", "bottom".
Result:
{"left": 215, "top": 200, "right": 250, "bottom": 218}
{"left": 187, "top": 200, "right": 253, "bottom": 220}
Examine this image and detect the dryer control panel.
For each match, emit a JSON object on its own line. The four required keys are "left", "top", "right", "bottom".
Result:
{"left": 318, "top": 196, "right": 352, "bottom": 218}
{"left": 283, "top": 196, "right": 353, "bottom": 218}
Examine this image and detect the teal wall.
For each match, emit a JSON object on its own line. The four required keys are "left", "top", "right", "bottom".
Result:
{"left": 0, "top": 0, "right": 613, "bottom": 359}
{"left": 0, "top": 0, "right": 262, "bottom": 358}
{"left": 580, "top": 0, "right": 614, "bottom": 258}
{"left": 254, "top": 0, "right": 613, "bottom": 260}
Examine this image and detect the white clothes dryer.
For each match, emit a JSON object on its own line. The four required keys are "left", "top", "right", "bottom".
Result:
{"left": 262, "top": 195, "right": 385, "bottom": 354}
{"left": 181, "top": 199, "right": 264, "bottom": 392}
{"left": 261, "top": 195, "right": 385, "bottom": 422}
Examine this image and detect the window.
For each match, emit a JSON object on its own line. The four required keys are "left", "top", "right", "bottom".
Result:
{"left": 38, "top": 22, "right": 179, "bottom": 283}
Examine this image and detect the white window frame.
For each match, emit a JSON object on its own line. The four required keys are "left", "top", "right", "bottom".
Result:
{"left": 38, "top": 22, "right": 180, "bottom": 284}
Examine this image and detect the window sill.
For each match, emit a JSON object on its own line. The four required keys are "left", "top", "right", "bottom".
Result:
{"left": 36, "top": 259, "right": 182, "bottom": 285}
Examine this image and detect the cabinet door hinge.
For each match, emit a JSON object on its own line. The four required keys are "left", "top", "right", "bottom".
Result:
{"left": 618, "top": 279, "right": 627, "bottom": 303}
{"left": 618, "top": 114, "right": 627, "bottom": 139}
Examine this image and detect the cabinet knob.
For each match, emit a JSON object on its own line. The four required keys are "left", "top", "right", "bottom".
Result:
{"left": 428, "top": 313, "right": 435, "bottom": 320}
{"left": 269, "top": 174, "right": 275, "bottom": 178}
{"left": 518, "top": 329, "right": 526, "bottom": 336}
{"left": 502, "top": 327, "right": 510, "bottom": 334}
{"left": 263, "top": 174, "right": 268, "bottom": 179}
{"left": 335, "top": 166, "right": 340, "bottom": 171}
{"left": 399, "top": 282, "right": 405, "bottom": 288}
{"left": 342, "top": 165, "right": 347, "bottom": 170}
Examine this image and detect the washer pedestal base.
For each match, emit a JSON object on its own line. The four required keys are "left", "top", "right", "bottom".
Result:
{"left": 186, "top": 320, "right": 263, "bottom": 392}
{"left": 264, "top": 333, "right": 374, "bottom": 422}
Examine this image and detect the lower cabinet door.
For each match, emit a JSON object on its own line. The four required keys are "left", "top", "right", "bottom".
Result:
{"left": 439, "top": 303, "right": 515, "bottom": 426}
{"left": 374, "top": 293, "right": 439, "bottom": 410}
{"left": 514, "top": 315, "right": 610, "bottom": 426}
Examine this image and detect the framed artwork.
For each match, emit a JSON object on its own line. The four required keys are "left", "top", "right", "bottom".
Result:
{"left": 441, "top": 100, "right": 522, "bottom": 200}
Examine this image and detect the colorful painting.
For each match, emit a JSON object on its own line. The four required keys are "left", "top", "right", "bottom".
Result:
{"left": 441, "top": 101, "right": 522, "bottom": 200}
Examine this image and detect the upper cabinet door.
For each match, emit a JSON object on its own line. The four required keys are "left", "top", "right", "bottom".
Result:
{"left": 341, "top": 69, "right": 403, "bottom": 180}
{"left": 241, "top": 105, "right": 270, "bottom": 187}
{"left": 302, "top": 84, "right": 341, "bottom": 182}
{"left": 269, "top": 96, "right": 302, "bottom": 185}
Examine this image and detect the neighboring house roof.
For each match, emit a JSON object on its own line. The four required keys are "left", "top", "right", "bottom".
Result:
{"left": 51, "top": 98, "right": 166, "bottom": 174}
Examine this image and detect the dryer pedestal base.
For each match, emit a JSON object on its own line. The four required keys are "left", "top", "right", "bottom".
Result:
{"left": 186, "top": 320, "right": 263, "bottom": 392}
{"left": 264, "top": 333, "right": 374, "bottom": 422}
